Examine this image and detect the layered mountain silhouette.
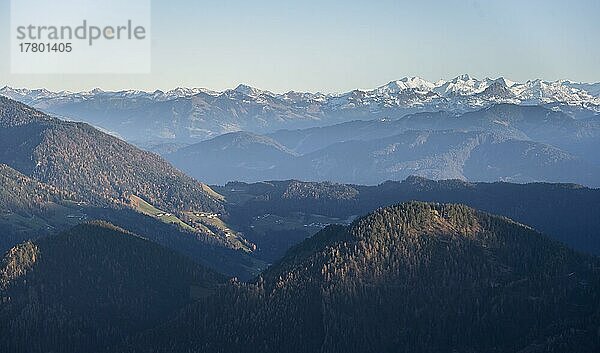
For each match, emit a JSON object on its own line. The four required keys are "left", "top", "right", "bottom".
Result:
{"left": 3, "top": 84, "right": 599, "bottom": 186}
{"left": 167, "top": 131, "right": 298, "bottom": 183}
{"left": 167, "top": 105, "right": 600, "bottom": 186}
{"left": 0, "top": 91, "right": 599, "bottom": 352}
{"left": 2, "top": 76, "right": 598, "bottom": 146}
{"left": 269, "top": 104, "right": 600, "bottom": 156}
{"left": 0, "top": 97, "right": 264, "bottom": 278}
{"left": 218, "top": 177, "right": 600, "bottom": 258}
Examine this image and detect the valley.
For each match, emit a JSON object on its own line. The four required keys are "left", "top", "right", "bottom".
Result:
{"left": 0, "top": 82, "right": 599, "bottom": 352}
{"left": 2, "top": 0, "right": 598, "bottom": 350}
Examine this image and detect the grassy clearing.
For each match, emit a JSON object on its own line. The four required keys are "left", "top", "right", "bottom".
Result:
{"left": 129, "top": 195, "right": 196, "bottom": 232}
{"left": 129, "top": 195, "right": 255, "bottom": 253}
{"left": 184, "top": 211, "right": 254, "bottom": 252}
{"left": 201, "top": 184, "right": 226, "bottom": 202}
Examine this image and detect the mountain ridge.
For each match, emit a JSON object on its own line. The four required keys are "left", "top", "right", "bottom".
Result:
{"left": 217, "top": 176, "right": 600, "bottom": 258}
{"left": 3, "top": 74, "right": 599, "bottom": 103}
{"left": 168, "top": 122, "right": 600, "bottom": 186}
{"left": 2, "top": 75, "right": 598, "bottom": 146}
{"left": 0, "top": 221, "right": 226, "bottom": 353}
{"left": 0, "top": 96, "right": 223, "bottom": 213}
{"left": 130, "top": 202, "right": 600, "bottom": 353}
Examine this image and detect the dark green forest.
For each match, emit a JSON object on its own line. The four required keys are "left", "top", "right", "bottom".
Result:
{"left": 0, "top": 96, "right": 222, "bottom": 213}
{"left": 218, "top": 176, "right": 600, "bottom": 259}
{"left": 0, "top": 163, "right": 260, "bottom": 278}
{"left": 0, "top": 222, "right": 224, "bottom": 353}
{"left": 129, "top": 202, "right": 600, "bottom": 353}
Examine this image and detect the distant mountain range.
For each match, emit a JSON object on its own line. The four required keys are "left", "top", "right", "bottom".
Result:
{"left": 1, "top": 81, "right": 600, "bottom": 353}
{"left": 2, "top": 75, "right": 599, "bottom": 146}
{"left": 167, "top": 104, "right": 600, "bottom": 186}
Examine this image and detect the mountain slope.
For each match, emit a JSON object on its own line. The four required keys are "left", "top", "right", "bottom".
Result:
{"left": 0, "top": 96, "right": 222, "bottom": 213}
{"left": 0, "top": 163, "right": 82, "bottom": 251}
{"left": 0, "top": 163, "right": 75, "bottom": 213}
{"left": 174, "top": 128, "right": 600, "bottom": 186}
{"left": 0, "top": 162, "right": 262, "bottom": 279}
{"left": 0, "top": 98, "right": 265, "bottom": 278}
{"left": 0, "top": 222, "right": 225, "bottom": 353}
{"left": 5, "top": 88, "right": 325, "bottom": 144}
{"left": 134, "top": 202, "right": 600, "bottom": 353}
{"left": 292, "top": 129, "right": 599, "bottom": 185}
{"left": 219, "top": 177, "right": 600, "bottom": 256}
{"left": 270, "top": 104, "right": 600, "bottom": 158}
{"left": 167, "top": 131, "right": 297, "bottom": 184}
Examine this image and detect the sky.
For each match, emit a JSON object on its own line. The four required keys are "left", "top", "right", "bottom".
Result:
{"left": 0, "top": 0, "right": 598, "bottom": 93}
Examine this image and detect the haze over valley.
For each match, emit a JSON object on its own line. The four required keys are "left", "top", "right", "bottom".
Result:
{"left": 4, "top": 75, "right": 599, "bottom": 186}
{"left": 2, "top": 77, "right": 600, "bottom": 353}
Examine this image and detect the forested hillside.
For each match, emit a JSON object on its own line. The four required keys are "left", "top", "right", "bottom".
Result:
{"left": 0, "top": 222, "right": 225, "bottom": 353}
{"left": 131, "top": 202, "right": 600, "bottom": 353}
{"left": 0, "top": 96, "right": 222, "bottom": 213}
{"left": 0, "top": 163, "right": 75, "bottom": 212}
{"left": 218, "top": 177, "right": 600, "bottom": 258}
{"left": 0, "top": 163, "right": 81, "bottom": 252}
{"left": 0, "top": 97, "right": 268, "bottom": 276}
{"left": 0, "top": 163, "right": 262, "bottom": 279}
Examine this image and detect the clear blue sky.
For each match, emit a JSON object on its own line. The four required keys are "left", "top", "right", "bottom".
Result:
{"left": 0, "top": 0, "right": 598, "bottom": 92}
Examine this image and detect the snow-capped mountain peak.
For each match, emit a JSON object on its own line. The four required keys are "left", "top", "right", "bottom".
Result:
{"left": 233, "top": 84, "right": 274, "bottom": 97}
{"left": 378, "top": 77, "right": 436, "bottom": 93}
{"left": 162, "top": 87, "right": 217, "bottom": 99}
{"left": 430, "top": 74, "right": 492, "bottom": 96}
{"left": 1, "top": 76, "right": 599, "bottom": 121}
{"left": 455, "top": 73, "right": 474, "bottom": 81}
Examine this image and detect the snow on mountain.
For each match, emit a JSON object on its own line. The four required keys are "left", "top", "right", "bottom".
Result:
{"left": 377, "top": 77, "right": 436, "bottom": 94}
{"left": 1, "top": 75, "right": 599, "bottom": 146}
{"left": 316, "top": 75, "right": 599, "bottom": 113}
{"left": 477, "top": 79, "right": 517, "bottom": 101}
{"left": 231, "top": 84, "right": 275, "bottom": 98}
{"left": 509, "top": 79, "right": 598, "bottom": 105}
{"left": 434, "top": 74, "right": 489, "bottom": 96}
{"left": 2, "top": 75, "right": 599, "bottom": 110}
{"left": 564, "top": 81, "right": 600, "bottom": 97}
{"left": 279, "top": 91, "right": 328, "bottom": 104}
{"left": 0, "top": 86, "right": 217, "bottom": 105}
{"left": 154, "top": 87, "right": 219, "bottom": 101}
{"left": 0, "top": 86, "right": 66, "bottom": 104}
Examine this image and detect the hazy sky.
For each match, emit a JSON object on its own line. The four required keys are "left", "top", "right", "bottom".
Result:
{"left": 0, "top": 0, "right": 598, "bottom": 93}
